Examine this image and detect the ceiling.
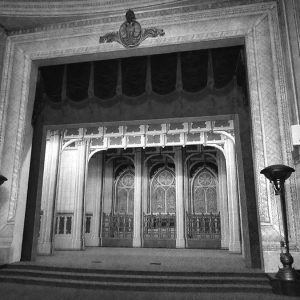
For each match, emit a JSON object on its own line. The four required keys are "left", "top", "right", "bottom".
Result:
{"left": 0, "top": 0, "right": 262, "bottom": 32}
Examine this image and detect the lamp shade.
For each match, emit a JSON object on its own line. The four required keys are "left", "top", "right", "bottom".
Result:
{"left": 260, "top": 164, "right": 295, "bottom": 182}
{"left": 0, "top": 174, "right": 7, "bottom": 186}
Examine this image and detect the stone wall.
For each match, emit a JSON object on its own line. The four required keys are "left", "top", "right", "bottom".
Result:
{"left": 278, "top": 1, "right": 300, "bottom": 242}
{"left": 278, "top": 2, "right": 300, "bottom": 271}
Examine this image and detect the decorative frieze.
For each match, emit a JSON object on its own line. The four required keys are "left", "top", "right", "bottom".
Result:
{"left": 1, "top": 1, "right": 268, "bottom": 36}
{"left": 59, "top": 118, "right": 232, "bottom": 153}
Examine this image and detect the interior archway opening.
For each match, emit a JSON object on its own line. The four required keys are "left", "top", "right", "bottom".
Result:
{"left": 22, "top": 44, "right": 260, "bottom": 269}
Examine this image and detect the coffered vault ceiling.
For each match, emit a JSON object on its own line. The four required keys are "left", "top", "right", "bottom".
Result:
{"left": 0, "top": 0, "right": 267, "bottom": 32}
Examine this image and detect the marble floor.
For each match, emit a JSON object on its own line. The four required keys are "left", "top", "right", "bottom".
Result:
{"left": 19, "top": 247, "right": 261, "bottom": 273}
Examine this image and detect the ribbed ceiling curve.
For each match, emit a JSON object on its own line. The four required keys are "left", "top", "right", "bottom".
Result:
{"left": 0, "top": 0, "right": 257, "bottom": 31}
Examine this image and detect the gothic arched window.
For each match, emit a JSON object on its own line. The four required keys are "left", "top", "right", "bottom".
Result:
{"left": 192, "top": 169, "right": 217, "bottom": 214}
{"left": 150, "top": 168, "right": 176, "bottom": 214}
{"left": 115, "top": 170, "right": 134, "bottom": 214}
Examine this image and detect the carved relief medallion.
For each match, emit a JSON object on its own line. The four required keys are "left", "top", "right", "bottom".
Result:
{"left": 99, "top": 9, "right": 165, "bottom": 48}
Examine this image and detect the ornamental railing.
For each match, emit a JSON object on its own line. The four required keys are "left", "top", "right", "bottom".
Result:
{"left": 143, "top": 213, "right": 176, "bottom": 240}
{"left": 186, "top": 212, "right": 221, "bottom": 240}
{"left": 102, "top": 213, "right": 133, "bottom": 239}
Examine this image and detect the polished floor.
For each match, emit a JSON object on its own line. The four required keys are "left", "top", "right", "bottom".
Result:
{"left": 1, "top": 282, "right": 299, "bottom": 300}
{"left": 27, "top": 247, "right": 256, "bottom": 273}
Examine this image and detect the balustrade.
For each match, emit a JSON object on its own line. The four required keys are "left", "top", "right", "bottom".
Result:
{"left": 186, "top": 212, "right": 221, "bottom": 240}
{"left": 102, "top": 213, "right": 133, "bottom": 239}
{"left": 143, "top": 213, "right": 176, "bottom": 240}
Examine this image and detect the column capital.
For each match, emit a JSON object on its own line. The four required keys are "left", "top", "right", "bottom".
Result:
{"left": 174, "top": 146, "right": 183, "bottom": 152}
{"left": 46, "top": 129, "right": 61, "bottom": 140}
{"left": 135, "top": 147, "right": 142, "bottom": 153}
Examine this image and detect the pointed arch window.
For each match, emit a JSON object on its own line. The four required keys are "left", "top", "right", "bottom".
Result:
{"left": 192, "top": 169, "right": 217, "bottom": 214}
{"left": 115, "top": 170, "right": 134, "bottom": 214}
{"left": 150, "top": 168, "right": 176, "bottom": 214}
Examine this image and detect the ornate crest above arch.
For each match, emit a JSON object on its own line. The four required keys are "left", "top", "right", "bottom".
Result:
{"left": 99, "top": 9, "right": 165, "bottom": 48}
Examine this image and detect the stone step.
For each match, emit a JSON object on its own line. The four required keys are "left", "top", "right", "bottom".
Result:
{"left": 2, "top": 263, "right": 267, "bottom": 277}
{"left": 0, "top": 273, "right": 272, "bottom": 293}
{"left": 0, "top": 264, "right": 272, "bottom": 293}
{"left": 0, "top": 268, "right": 270, "bottom": 285}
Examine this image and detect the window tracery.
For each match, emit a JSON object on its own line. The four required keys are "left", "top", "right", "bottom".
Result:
{"left": 150, "top": 168, "right": 176, "bottom": 214}
{"left": 192, "top": 169, "right": 217, "bottom": 214}
{"left": 114, "top": 169, "right": 134, "bottom": 214}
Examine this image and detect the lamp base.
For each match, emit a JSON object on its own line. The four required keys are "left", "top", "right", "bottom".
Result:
{"left": 276, "top": 266, "right": 300, "bottom": 281}
{"left": 268, "top": 272, "right": 300, "bottom": 296}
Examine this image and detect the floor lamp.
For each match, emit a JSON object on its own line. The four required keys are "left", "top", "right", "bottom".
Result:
{"left": 261, "top": 164, "right": 299, "bottom": 281}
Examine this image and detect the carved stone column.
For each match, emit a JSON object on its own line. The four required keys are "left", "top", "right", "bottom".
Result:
{"left": 175, "top": 147, "right": 185, "bottom": 248}
{"left": 183, "top": 152, "right": 190, "bottom": 216}
{"left": 133, "top": 149, "right": 142, "bottom": 247}
{"left": 102, "top": 160, "right": 113, "bottom": 214}
{"left": 0, "top": 28, "right": 7, "bottom": 97}
{"left": 87, "top": 151, "right": 103, "bottom": 246}
{"left": 37, "top": 130, "right": 61, "bottom": 254}
{"left": 72, "top": 140, "right": 87, "bottom": 249}
{"left": 142, "top": 160, "right": 148, "bottom": 214}
{"left": 224, "top": 138, "right": 241, "bottom": 253}
{"left": 216, "top": 151, "right": 229, "bottom": 249}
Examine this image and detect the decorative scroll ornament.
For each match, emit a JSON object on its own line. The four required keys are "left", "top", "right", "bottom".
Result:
{"left": 99, "top": 9, "right": 165, "bottom": 48}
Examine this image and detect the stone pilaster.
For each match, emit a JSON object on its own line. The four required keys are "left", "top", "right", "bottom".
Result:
{"left": 175, "top": 147, "right": 185, "bottom": 248}
{"left": 0, "top": 28, "right": 7, "bottom": 112}
{"left": 102, "top": 160, "right": 113, "bottom": 214}
{"left": 133, "top": 149, "right": 142, "bottom": 247}
{"left": 216, "top": 151, "right": 229, "bottom": 249}
{"left": 72, "top": 140, "right": 87, "bottom": 249}
{"left": 37, "top": 130, "right": 61, "bottom": 254}
{"left": 224, "top": 138, "right": 241, "bottom": 253}
{"left": 142, "top": 160, "right": 148, "bottom": 214}
{"left": 88, "top": 151, "right": 103, "bottom": 246}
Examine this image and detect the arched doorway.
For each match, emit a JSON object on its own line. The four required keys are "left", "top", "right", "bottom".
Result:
{"left": 96, "top": 151, "right": 135, "bottom": 248}
{"left": 36, "top": 137, "right": 240, "bottom": 252}
{"left": 187, "top": 165, "right": 221, "bottom": 249}
{"left": 144, "top": 155, "right": 176, "bottom": 248}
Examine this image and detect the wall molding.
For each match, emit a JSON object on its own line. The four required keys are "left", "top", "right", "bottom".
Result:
{"left": 5, "top": 1, "right": 273, "bottom": 36}
{"left": 0, "top": 0, "right": 266, "bottom": 19}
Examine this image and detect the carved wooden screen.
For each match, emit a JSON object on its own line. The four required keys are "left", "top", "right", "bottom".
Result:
{"left": 192, "top": 169, "right": 217, "bottom": 213}
{"left": 115, "top": 170, "right": 134, "bottom": 214}
{"left": 150, "top": 168, "right": 176, "bottom": 214}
